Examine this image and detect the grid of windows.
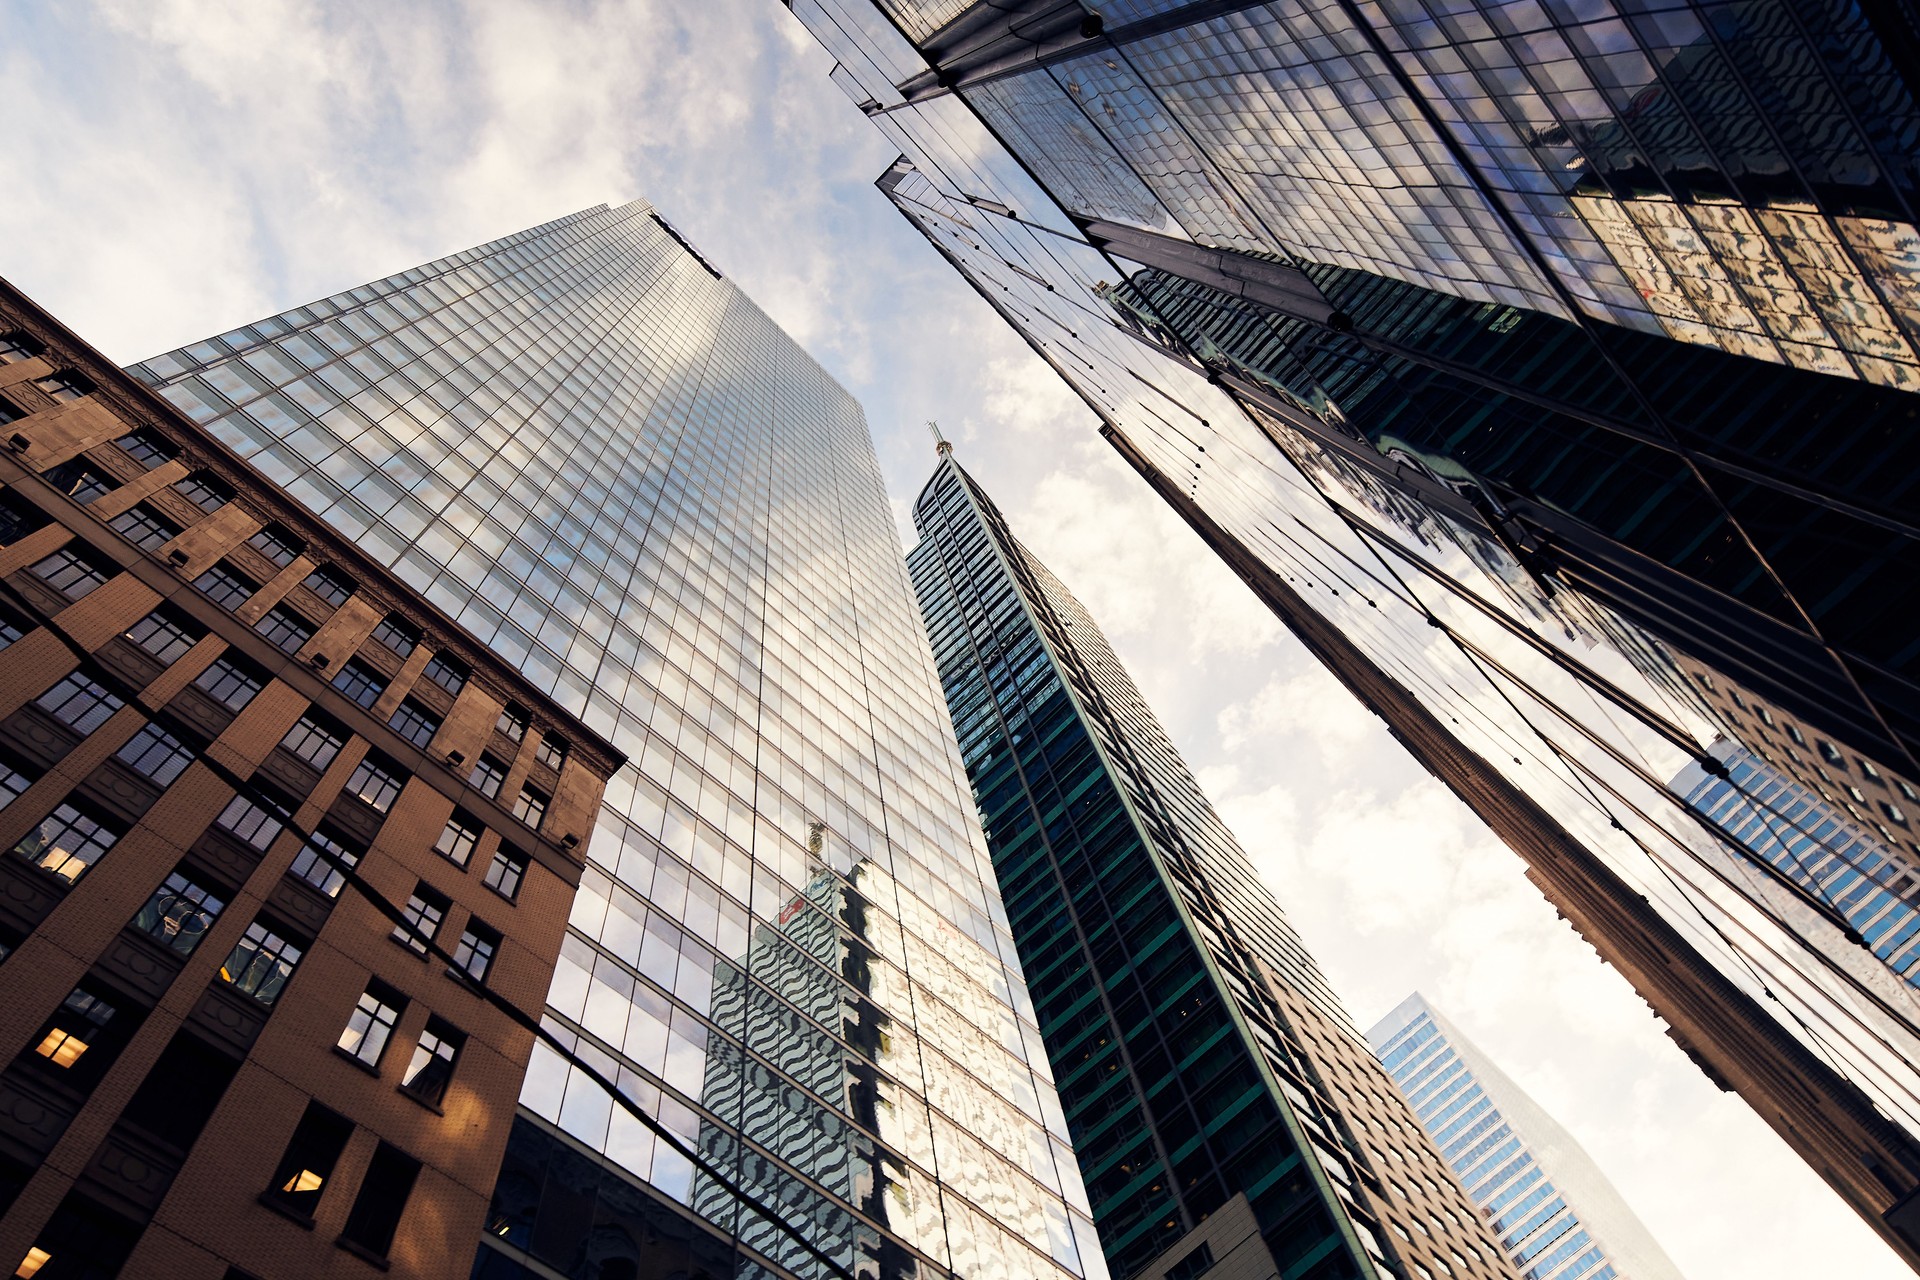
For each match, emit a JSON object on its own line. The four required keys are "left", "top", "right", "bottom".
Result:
{"left": 331, "top": 659, "right": 386, "bottom": 709}
{"left": 255, "top": 605, "right": 314, "bottom": 654}
{"left": 481, "top": 844, "right": 524, "bottom": 901}
{"left": 214, "top": 793, "right": 284, "bottom": 852}
{"left": 370, "top": 614, "right": 418, "bottom": 658}
{"left": 452, "top": 920, "right": 500, "bottom": 984}
{"left": 44, "top": 459, "right": 115, "bottom": 505}
{"left": 12, "top": 803, "right": 119, "bottom": 883}
{"left": 108, "top": 504, "right": 181, "bottom": 552}
{"left": 392, "top": 884, "right": 448, "bottom": 955}
{"left": 194, "top": 656, "right": 263, "bottom": 711}
{"left": 289, "top": 828, "right": 361, "bottom": 899}
{"left": 194, "top": 561, "right": 257, "bottom": 610}
{"left": 534, "top": 734, "right": 566, "bottom": 770}
{"left": 388, "top": 699, "right": 440, "bottom": 749}
{"left": 281, "top": 714, "right": 346, "bottom": 770}
{"left": 221, "top": 919, "right": 303, "bottom": 1005}
{"left": 420, "top": 652, "right": 466, "bottom": 695}
{"left": 303, "top": 565, "right": 354, "bottom": 607}
{"left": 36, "top": 673, "right": 125, "bottom": 734}
{"left": 130, "top": 869, "right": 226, "bottom": 957}
{"left": 125, "top": 610, "right": 201, "bottom": 664}
{"left": 345, "top": 754, "right": 406, "bottom": 813}
{"left": 469, "top": 754, "right": 507, "bottom": 799}
{"left": 34, "top": 373, "right": 88, "bottom": 404}
{"left": 338, "top": 984, "right": 405, "bottom": 1067}
{"left": 0, "top": 760, "right": 32, "bottom": 810}
{"left": 248, "top": 523, "right": 303, "bottom": 566}
{"left": 114, "top": 429, "right": 177, "bottom": 468}
{"left": 173, "top": 471, "right": 233, "bottom": 513}
{"left": 31, "top": 547, "right": 111, "bottom": 598}
{"left": 399, "top": 1017, "right": 462, "bottom": 1107}
{"left": 512, "top": 786, "right": 547, "bottom": 830}
{"left": 116, "top": 724, "right": 196, "bottom": 785}
{"left": 434, "top": 813, "right": 482, "bottom": 867}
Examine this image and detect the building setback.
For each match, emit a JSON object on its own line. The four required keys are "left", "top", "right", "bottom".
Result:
{"left": 1370, "top": 996, "right": 1687, "bottom": 1280}
{"left": 0, "top": 278, "right": 621, "bottom": 1278}
{"left": 908, "top": 447, "right": 1518, "bottom": 1280}
{"left": 123, "top": 201, "right": 1101, "bottom": 1280}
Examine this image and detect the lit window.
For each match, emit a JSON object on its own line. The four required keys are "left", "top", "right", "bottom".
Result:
{"left": 370, "top": 614, "right": 419, "bottom": 659}
{"left": 497, "top": 703, "right": 528, "bottom": 741}
{"left": 332, "top": 659, "right": 387, "bottom": 709}
{"left": 288, "top": 827, "right": 361, "bottom": 898}
{"left": 434, "top": 812, "right": 481, "bottom": 867}
{"left": 483, "top": 844, "right": 526, "bottom": 900}
{"left": 255, "top": 606, "right": 314, "bottom": 654}
{"left": 303, "top": 564, "right": 354, "bottom": 608}
{"left": 398, "top": 1017, "right": 462, "bottom": 1107}
{"left": 30, "top": 547, "right": 111, "bottom": 598}
{"left": 33, "top": 373, "right": 89, "bottom": 404}
{"left": 469, "top": 754, "right": 507, "bottom": 799}
{"left": 108, "top": 503, "right": 181, "bottom": 552}
{"left": 193, "top": 561, "right": 257, "bottom": 610}
{"left": 12, "top": 803, "right": 119, "bottom": 883}
{"left": 114, "top": 428, "right": 177, "bottom": 469}
{"left": 1884, "top": 802, "right": 1909, "bottom": 828}
{"left": 345, "top": 753, "right": 406, "bottom": 813}
{"left": 115, "top": 723, "right": 195, "bottom": 785}
{"left": 280, "top": 714, "right": 346, "bottom": 770}
{"left": 392, "top": 884, "right": 448, "bottom": 954}
{"left": 42, "top": 459, "right": 115, "bottom": 505}
{"left": 451, "top": 920, "right": 500, "bottom": 984}
{"left": 263, "top": 1101, "right": 352, "bottom": 1220}
{"left": 220, "top": 918, "right": 303, "bottom": 1004}
{"left": 124, "top": 609, "right": 201, "bottom": 663}
{"left": 130, "top": 869, "right": 225, "bottom": 956}
{"left": 1861, "top": 758, "right": 1884, "bottom": 782}
{"left": 214, "top": 792, "right": 285, "bottom": 851}
{"left": 194, "top": 655, "right": 264, "bottom": 711}
{"left": 36, "top": 672, "right": 126, "bottom": 734}
{"left": 1788, "top": 725, "right": 1807, "bottom": 746}
{"left": 247, "top": 523, "right": 304, "bottom": 567}
{"left": 173, "top": 470, "right": 233, "bottom": 513}
{"left": 421, "top": 652, "right": 467, "bottom": 695}
{"left": 33, "top": 989, "right": 115, "bottom": 1069}
{"left": 512, "top": 786, "right": 548, "bottom": 830}
{"left": 388, "top": 699, "right": 440, "bottom": 749}
{"left": 535, "top": 733, "right": 567, "bottom": 770}
{"left": 337, "top": 983, "right": 405, "bottom": 1067}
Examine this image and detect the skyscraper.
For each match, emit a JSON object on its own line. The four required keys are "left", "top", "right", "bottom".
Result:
{"left": 908, "top": 447, "right": 1516, "bottom": 1280}
{"left": 1370, "top": 995, "right": 1688, "bottom": 1280}
{"left": 123, "top": 202, "right": 1103, "bottom": 1280}
{"left": 784, "top": 0, "right": 1920, "bottom": 1261}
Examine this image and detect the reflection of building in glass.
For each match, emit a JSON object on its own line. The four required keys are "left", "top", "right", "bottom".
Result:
{"left": 909, "top": 453, "right": 1515, "bottom": 1280}
{"left": 128, "top": 202, "right": 1099, "bottom": 1280}
{"left": 1369, "top": 995, "right": 1687, "bottom": 1280}
{"left": 785, "top": 4, "right": 1920, "bottom": 1263}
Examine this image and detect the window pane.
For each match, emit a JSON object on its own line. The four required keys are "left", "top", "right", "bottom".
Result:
{"left": 194, "top": 657, "right": 264, "bottom": 711}
{"left": 116, "top": 723, "right": 196, "bottom": 785}
{"left": 337, "top": 984, "right": 404, "bottom": 1067}
{"left": 12, "top": 804, "right": 119, "bottom": 883}
{"left": 109, "top": 504, "right": 181, "bottom": 552}
{"left": 280, "top": 714, "right": 346, "bottom": 770}
{"left": 125, "top": 610, "right": 201, "bottom": 664}
{"left": 220, "top": 919, "right": 303, "bottom": 1004}
{"left": 130, "top": 870, "right": 225, "bottom": 957}
{"left": 37, "top": 673, "right": 125, "bottom": 734}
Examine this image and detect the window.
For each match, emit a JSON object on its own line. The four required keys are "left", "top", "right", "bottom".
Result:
{"left": 1819, "top": 739, "right": 1846, "bottom": 766}
{"left": 288, "top": 827, "right": 361, "bottom": 898}
{"left": 0, "top": 332, "right": 39, "bottom": 362}
{"left": 535, "top": 733, "right": 567, "bottom": 770}
{"left": 421, "top": 652, "right": 467, "bottom": 695}
{"left": 247, "top": 523, "right": 303, "bottom": 567}
{"left": 220, "top": 918, "right": 303, "bottom": 1004}
{"left": 1862, "top": 758, "right": 1885, "bottom": 783}
{"left": 434, "top": 812, "right": 481, "bottom": 867}
{"left": 344, "top": 753, "right": 405, "bottom": 813}
{"left": 1901, "top": 779, "right": 1919, "bottom": 803}
{"left": 109, "top": 503, "right": 181, "bottom": 552}
{"left": 173, "top": 470, "right": 233, "bottom": 513}
{"left": 194, "top": 561, "right": 257, "bottom": 610}
{"left": 30, "top": 546, "right": 112, "bottom": 598}
{"left": 370, "top": 614, "right": 418, "bottom": 658}
{"left": 399, "top": 1018, "right": 462, "bottom": 1107}
{"left": 483, "top": 844, "right": 526, "bottom": 901}
{"left": 1884, "top": 801, "right": 1910, "bottom": 827}
{"left": 497, "top": 703, "right": 528, "bottom": 741}
{"left": 452, "top": 920, "right": 500, "bottom": 984}
{"left": 43, "top": 459, "right": 115, "bottom": 505}
{"left": 0, "top": 607, "right": 22, "bottom": 651}
{"left": 12, "top": 803, "right": 119, "bottom": 883}
{"left": 115, "top": 428, "right": 178, "bottom": 469}
{"left": 130, "top": 869, "right": 226, "bottom": 957}
{"left": 388, "top": 699, "right": 440, "bottom": 749}
{"left": 263, "top": 1102, "right": 353, "bottom": 1220}
{"left": 33, "top": 373, "right": 89, "bottom": 404}
{"left": 116, "top": 723, "right": 196, "bottom": 785}
{"left": 1165, "top": 1243, "right": 1215, "bottom": 1280}
{"left": 302, "top": 564, "right": 354, "bottom": 607}
{"left": 392, "top": 884, "right": 448, "bottom": 954}
{"left": 0, "top": 492, "right": 46, "bottom": 545}
{"left": 470, "top": 753, "right": 507, "bottom": 799}
{"left": 1789, "top": 724, "right": 1807, "bottom": 746}
{"left": 332, "top": 659, "right": 386, "bottom": 709}
{"left": 1, "top": 759, "right": 33, "bottom": 811}
{"left": 255, "top": 606, "right": 314, "bottom": 654}
{"left": 337, "top": 983, "right": 405, "bottom": 1068}
{"left": 513, "top": 786, "right": 548, "bottom": 830}
{"left": 33, "top": 989, "right": 116, "bottom": 1069}
{"left": 339, "top": 1142, "right": 420, "bottom": 1259}
{"left": 125, "top": 609, "right": 201, "bottom": 664}
{"left": 214, "top": 792, "right": 285, "bottom": 851}
{"left": 36, "top": 672, "right": 126, "bottom": 733}
{"left": 281, "top": 714, "right": 346, "bottom": 770}
{"left": 194, "top": 655, "right": 265, "bottom": 711}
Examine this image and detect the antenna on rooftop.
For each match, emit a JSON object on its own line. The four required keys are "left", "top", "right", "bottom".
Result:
{"left": 928, "top": 419, "right": 952, "bottom": 458}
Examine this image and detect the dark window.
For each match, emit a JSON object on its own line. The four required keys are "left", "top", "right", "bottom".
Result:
{"left": 0, "top": 606, "right": 23, "bottom": 651}
{"left": 120, "top": 1029, "right": 240, "bottom": 1149}
{"left": 263, "top": 1102, "right": 353, "bottom": 1221}
{"left": 30, "top": 546, "right": 112, "bottom": 598}
{"left": 345, "top": 753, "right": 406, "bottom": 813}
{"left": 339, "top": 1141, "right": 421, "bottom": 1259}
{"left": 116, "top": 723, "right": 196, "bottom": 785}
{"left": 17, "top": 1193, "right": 141, "bottom": 1280}
{"left": 255, "top": 605, "right": 314, "bottom": 654}
{"left": 288, "top": 827, "right": 361, "bottom": 899}
{"left": 470, "top": 753, "right": 507, "bottom": 799}
{"left": 36, "top": 672, "right": 125, "bottom": 733}
{"left": 303, "top": 564, "right": 354, "bottom": 608}
{"left": 43, "top": 458, "right": 116, "bottom": 504}
{"left": 332, "top": 659, "right": 386, "bottom": 709}
{"left": 434, "top": 812, "right": 481, "bottom": 867}
{"left": 392, "top": 883, "right": 448, "bottom": 955}
{"left": 337, "top": 982, "right": 405, "bottom": 1068}
{"left": 421, "top": 652, "right": 467, "bottom": 695}
{"left": 1820, "top": 740, "right": 1846, "bottom": 766}
{"left": 125, "top": 608, "right": 202, "bottom": 664}
{"left": 388, "top": 699, "right": 440, "bottom": 749}
{"left": 497, "top": 703, "right": 528, "bottom": 741}
{"left": 0, "top": 491, "right": 47, "bottom": 545}
{"left": 220, "top": 918, "right": 303, "bottom": 1004}
{"left": 247, "top": 523, "right": 304, "bottom": 567}
{"left": 1166, "top": 1242, "right": 1215, "bottom": 1280}
{"left": 33, "top": 372, "right": 90, "bottom": 404}
{"left": 115, "top": 428, "right": 178, "bottom": 469}
{"left": 130, "top": 868, "right": 226, "bottom": 957}
{"left": 214, "top": 792, "right": 285, "bottom": 851}
{"left": 512, "top": 786, "right": 548, "bottom": 830}
{"left": 31, "top": 988, "right": 117, "bottom": 1071}
{"left": 370, "top": 614, "right": 418, "bottom": 659}
{"left": 535, "top": 733, "right": 567, "bottom": 771}
{"left": 194, "top": 560, "right": 257, "bottom": 610}
{"left": 452, "top": 920, "right": 500, "bottom": 985}
{"left": 173, "top": 470, "right": 233, "bottom": 513}
{"left": 0, "top": 332, "right": 39, "bottom": 362}
{"left": 109, "top": 503, "right": 181, "bottom": 551}
{"left": 398, "top": 1018, "right": 462, "bottom": 1107}
{"left": 281, "top": 713, "right": 347, "bottom": 770}
{"left": 484, "top": 844, "right": 526, "bottom": 901}
{"left": 12, "top": 802, "right": 119, "bottom": 883}
{"left": 194, "top": 655, "right": 265, "bottom": 711}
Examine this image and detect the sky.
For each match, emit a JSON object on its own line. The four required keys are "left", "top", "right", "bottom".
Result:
{"left": 0, "top": 1, "right": 1898, "bottom": 1274}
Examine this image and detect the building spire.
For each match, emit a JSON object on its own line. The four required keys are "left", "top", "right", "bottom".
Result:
{"left": 927, "top": 419, "right": 952, "bottom": 458}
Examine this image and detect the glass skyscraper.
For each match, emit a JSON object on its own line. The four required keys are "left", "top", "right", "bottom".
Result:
{"left": 784, "top": 0, "right": 1920, "bottom": 1263}
{"left": 124, "top": 201, "right": 1102, "bottom": 1280}
{"left": 908, "top": 448, "right": 1516, "bottom": 1280}
{"left": 1370, "top": 995, "right": 1688, "bottom": 1280}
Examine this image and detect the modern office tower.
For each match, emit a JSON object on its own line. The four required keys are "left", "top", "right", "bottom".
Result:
{"left": 908, "top": 448, "right": 1518, "bottom": 1280}
{"left": 123, "top": 201, "right": 1103, "bottom": 1280}
{"left": 0, "top": 280, "right": 619, "bottom": 1279}
{"left": 1370, "top": 995, "right": 1686, "bottom": 1280}
{"left": 785, "top": 1, "right": 1920, "bottom": 1262}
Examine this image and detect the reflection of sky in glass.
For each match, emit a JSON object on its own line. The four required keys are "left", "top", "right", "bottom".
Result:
{"left": 130, "top": 201, "right": 1101, "bottom": 1280}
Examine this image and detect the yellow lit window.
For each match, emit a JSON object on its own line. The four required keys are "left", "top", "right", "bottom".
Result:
{"left": 33, "top": 1028, "right": 87, "bottom": 1068}
{"left": 15, "top": 1245, "right": 51, "bottom": 1278}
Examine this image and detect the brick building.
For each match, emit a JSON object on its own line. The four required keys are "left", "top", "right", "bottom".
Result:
{"left": 0, "top": 278, "right": 621, "bottom": 1279}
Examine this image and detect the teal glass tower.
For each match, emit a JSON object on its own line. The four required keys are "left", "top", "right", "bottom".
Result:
{"left": 907, "top": 446, "right": 1515, "bottom": 1280}
{"left": 125, "top": 202, "right": 1101, "bottom": 1280}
